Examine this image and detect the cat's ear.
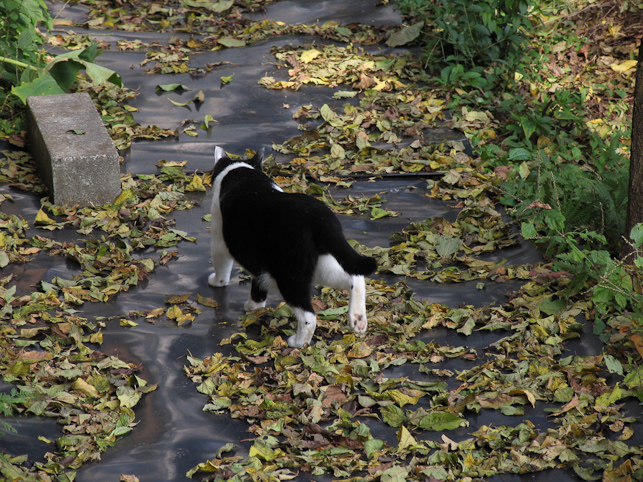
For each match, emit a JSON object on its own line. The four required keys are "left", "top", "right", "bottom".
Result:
{"left": 248, "top": 148, "right": 265, "bottom": 169}
{"left": 214, "top": 146, "right": 227, "bottom": 164}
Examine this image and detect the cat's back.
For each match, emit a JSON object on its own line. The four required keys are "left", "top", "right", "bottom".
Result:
{"left": 219, "top": 166, "right": 336, "bottom": 230}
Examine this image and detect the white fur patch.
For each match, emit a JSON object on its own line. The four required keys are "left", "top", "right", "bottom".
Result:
{"left": 244, "top": 298, "right": 266, "bottom": 311}
{"left": 209, "top": 163, "right": 253, "bottom": 287}
{"left": 313, "top": 254, "right": 351, "bottom": 290}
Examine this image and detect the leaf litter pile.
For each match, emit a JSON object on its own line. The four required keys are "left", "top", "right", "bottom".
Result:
{"left": 1, "top": 1, "right": 643, "bottom": 481}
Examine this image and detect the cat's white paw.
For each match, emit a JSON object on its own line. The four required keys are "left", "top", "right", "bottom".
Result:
{"left": 289, "top": 308, "right": 316, "bottom": 348}
{"left": 287, "top": 334, "right": 305, "bottom": 348}
{"left": 349, "top": 312, "right": 368, "bottom": 334}
{"left": 244, "top": 299, "right": 266, "bottom": 311}
{"left": 288, "top": 334, "right": 314, "bottom": 348}
{"left": 208, "top": 272, "right": 229, "bottom": 287}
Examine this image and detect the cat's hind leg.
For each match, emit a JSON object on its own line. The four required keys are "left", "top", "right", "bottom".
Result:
{"left": 347, "top": 275, "right": 368, "bottom": 334}
{"left": 313, "top": 255, "right": 368, "bottom": 335}
{"left": 244, "top": 276, "right": 268, "bottom": 311}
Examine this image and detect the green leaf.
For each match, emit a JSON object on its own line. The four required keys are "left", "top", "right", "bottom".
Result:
{"left": 371, "top": 207, "right": 392, "bottom": 220}
{"left": 508, "top": 147, "right": 532, "bottom": 161}
{"left": 317, "top": 305, "right": 349, "bottom": 319}
{"left": 630, "top": 223, "right": 643, "bottom": 247}
{"left": 380, "top": 404, "right": 405, "bottom": 427}
{"left": 518, "top": 161, "right": 530, "bottom": 179}
{"left": 386, "top": 21, "right": 424, "bottom": 47}
{"left": 208, "top": 0, "right": 234, "bottom": 12}
{"left": 457, "top": 316, "right": 476, "bottom": 336}
{"left": 364, "top": 438, "right": 384, "bottom": 459}
{"left": 48, "top": 59, "right": 84, "bottom": 92}
{"left": 156, "top": 83, "right": 190, "bottom": 92}
{"left": 330, "top": 143, "right": 345, "bottom": 160}
{"left": 220, "top": 73, "right": 234, "bottom": 86}
{"left": 11, "top": 73, "right": 65, "bottom": 103}
{"left": 521, "top": 118, "right": 538, "bottom": 140}
{"left": 169, "top": 98, "right": 192, "bottom": 107}
{"left": 381, "top": 466, "right": 409, "bottom": 482}
{"left": 603, "top": 353, "right": 623, "bottom": 376}
{"left": 386, "top": 389, "right": 422, "bottom": 407}
{"left": 320, "top": 104, "right": 343, "bottom": 127}
{"left": 521, "top": 222, "right": 537, "bottom": 239}
{"left": 46, "top": 48, "right": 122, "bottom": 89}
{"left": 436, "top": 235, "right": 462, "bottom": 258}
{"left": 332, "top": 90, "right": 357, "bottom": 99}
{"left": 623, "top": 365, "right": 643, "bottom": 389}
{"left": 201, "top": 114, "right": 217, "bottom": 130}
{"left": 418, "top": 412, "right": 464, "bottom": 431}
{"left": 0, "top": 251, "right": 9, "bottom": 268}
{"left": 116, "top": 386, "right": 142, "bottom": 408}
{"left": 218, "top": 38, "right": 246, "bottom": 48}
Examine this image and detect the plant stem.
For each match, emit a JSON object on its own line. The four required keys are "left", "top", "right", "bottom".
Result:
{"left": 0, "top": 56, "right": 38, "bottom": 71}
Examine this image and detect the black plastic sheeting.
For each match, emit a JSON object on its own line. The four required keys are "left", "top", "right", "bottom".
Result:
{"left": 1, "top": 1, "right": 633, "bottom": 481}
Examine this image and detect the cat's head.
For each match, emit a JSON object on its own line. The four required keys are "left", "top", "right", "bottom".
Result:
{"left": 213, "top": 146, "right": 264, "bottom": 175}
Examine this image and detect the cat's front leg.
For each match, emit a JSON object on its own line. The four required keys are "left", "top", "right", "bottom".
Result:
{"left": 244, "top": 277, "right": 267, "bottom": 311}
{"left": 208, "top": 249, "right": 234, "bottom": 287}
{"left": 288, "top": 307, "right": 317, "bottom": 348}
{"left": 348, "top": 275, "right": 368, "bottom": 334}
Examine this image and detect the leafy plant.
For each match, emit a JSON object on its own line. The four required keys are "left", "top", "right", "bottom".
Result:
{"left": 395, "top": 0, "right": 535, "bottom": 87}
{"left": 10, "top": 43, "right": 123, "bottom": 103}
{"left": 0, "top": 0, "right": 122, "bottom": 140}
{"left": 0, "top": 388, "right": 28, "bottom": 435}
{"left": 501, "top": 89, "right": 585, "bottom": 151}
{"left": 504, "top": 144, "right": 629, "bottom": 255}
{"left": 521, "top": 222, "right": 643, "bottom": 335}
{"left": 0, "top": 0, "right": 52, "bottom": 84}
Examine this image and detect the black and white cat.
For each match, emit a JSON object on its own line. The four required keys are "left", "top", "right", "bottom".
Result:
{"left": 208, "top": 146, "right": 377, "bottom": 348}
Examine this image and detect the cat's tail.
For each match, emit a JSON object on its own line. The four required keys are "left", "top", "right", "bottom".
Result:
{"left": 331, "top": 241, "right": 378, "bottom": 276}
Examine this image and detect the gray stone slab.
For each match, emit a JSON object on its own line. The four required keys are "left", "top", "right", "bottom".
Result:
{"left": 26, "top": 92, "right": 121, "bottom": 206}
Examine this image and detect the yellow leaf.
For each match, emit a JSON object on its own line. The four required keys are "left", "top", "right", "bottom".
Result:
{"left": 347, "top": 341, "right": 373, "bottom": 358}
{"left": 72, "top": 378, "right": 99, "bottom": 398}
{"left": 386, "top": 389, "right": 423, "bottom": 407}
{"left": 176, "top": 313, "right": 195, "bottom": 326}
{"left": 166, "top": 305, "right": 183, "bottom": 320}
{"left": 509, "top": 388, "right": 537, "bottom": 407}
{"left": 146, "top": 307, "right": 166, "bottom": 319}
{"left": 611, "top": 60, "right": 637, "bottom": 72}
{"left": 35, "top": 208, "right": 56, "bottom": 226}
{"left": 397, "top": 425, "right": 417, "bottom": 451}
{"left": 300, "top": 48, "right": 321, "bottom": 63}
{"left": 372, "top": 79, "right": 389, "bottom": 91}
{"left": 113, "top": 188, "right": 136, "bottom": 207}
{"left": 595, "top": 383, "right": 623, "bottom": 407}
{"left": 463, "top": 109, "right": 490, "bottom": 123}
{"left": 185, "top": 174, "right": 206, "bottom": 192}
{"left": 197, "top": 293, "right": 218, "bottom": 308}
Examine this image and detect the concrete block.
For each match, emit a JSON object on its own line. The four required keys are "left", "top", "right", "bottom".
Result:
{"left": 26, "top": 92, "right": 121, "bottom": 206}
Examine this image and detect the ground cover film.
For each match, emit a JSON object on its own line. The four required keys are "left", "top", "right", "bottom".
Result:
{"left": 1, "top": 1, "right": 643, "bottom": 482}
